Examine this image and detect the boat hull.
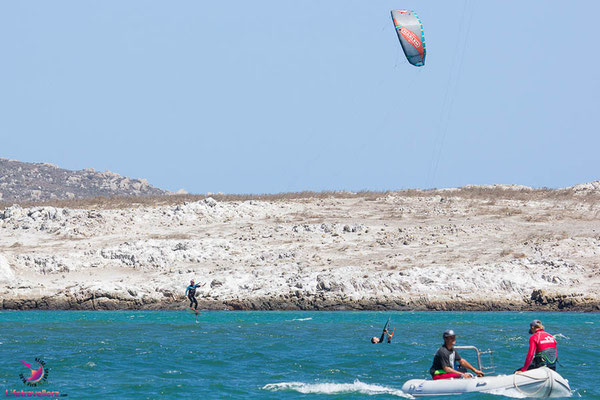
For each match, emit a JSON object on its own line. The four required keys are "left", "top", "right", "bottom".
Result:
{"left": 401, "top": 367, "right": 571, "bottom": 397}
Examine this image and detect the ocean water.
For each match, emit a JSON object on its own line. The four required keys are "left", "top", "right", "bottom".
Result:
{"left": 0, "top": 311, "right": 597, "bottom": 399}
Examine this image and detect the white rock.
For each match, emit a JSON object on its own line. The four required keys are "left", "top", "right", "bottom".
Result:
{"left": 0, "top": 254, "right": 15, "bottom": 282}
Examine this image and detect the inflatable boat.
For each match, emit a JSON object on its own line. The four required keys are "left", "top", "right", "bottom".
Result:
{"left": 402, "top": 346, "right": 571, "bottom": 398}
{"left": 402, "top": 367, "right": 570, "bottom": 397}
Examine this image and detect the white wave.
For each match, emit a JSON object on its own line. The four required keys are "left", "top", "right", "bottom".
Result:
{"left": 262, "top": 379, "right": 412, "bottom": 398}
{"left": 291, "top": 317, "right": 313, "bottom": 321}
{"left": 554, "top": 333, "right": 570, "bottom": 340}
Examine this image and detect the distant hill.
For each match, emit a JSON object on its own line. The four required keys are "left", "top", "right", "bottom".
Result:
{"left": 0, "top": 158, "right": 168, "bottom": 203}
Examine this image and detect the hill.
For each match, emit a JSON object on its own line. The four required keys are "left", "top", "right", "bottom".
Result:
{"left": 0, "top": 158, "right": 167, "bottom": 203}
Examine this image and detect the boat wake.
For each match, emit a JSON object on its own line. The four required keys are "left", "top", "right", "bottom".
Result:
{"left": 262, "top": 379, "right": 412, "bottom": 397}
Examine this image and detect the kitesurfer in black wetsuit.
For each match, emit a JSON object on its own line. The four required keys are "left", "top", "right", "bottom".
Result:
{"left": 185, "top": 280, "right": 204, "bottom": 310}
{"left": 371, "top": 318, "right": 395, "bottom": 343}
{"left": 371, "top": 329, "right": 391, "bottom": 344}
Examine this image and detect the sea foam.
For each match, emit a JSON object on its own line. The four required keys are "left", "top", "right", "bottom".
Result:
{"left": 262, "top": 379, "right": 412, "bottom": 397}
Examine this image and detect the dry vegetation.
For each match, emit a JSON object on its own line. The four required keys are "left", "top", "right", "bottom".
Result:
{"left": 2, "top": 187, "right": 598, "bottom": 210}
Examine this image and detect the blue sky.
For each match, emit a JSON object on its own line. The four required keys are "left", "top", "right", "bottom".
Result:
{"left": 1, "top": 1, "right": 598, "bottom": 193}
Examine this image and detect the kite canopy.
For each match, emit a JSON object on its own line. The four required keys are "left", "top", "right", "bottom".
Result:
{"left": 391, "top": 10, "right": 426, "bottom": 67}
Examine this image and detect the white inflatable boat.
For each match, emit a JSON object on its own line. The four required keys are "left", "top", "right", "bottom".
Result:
{"left": 402, "top": 367, "right": 570, "bottom": 397}
{"left": 402, "top": 346, "right": 571, "bottom": 398}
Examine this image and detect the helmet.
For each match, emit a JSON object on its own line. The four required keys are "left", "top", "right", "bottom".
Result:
{"left": 443, "top": 329, "right": 456, "bottom": 339}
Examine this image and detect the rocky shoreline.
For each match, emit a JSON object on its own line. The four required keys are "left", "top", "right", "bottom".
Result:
{"left": 3, "top": 290, "right": 599, "bottom": 312}
{"left": 1, "top": 186, "right": 599, "bottom": 312}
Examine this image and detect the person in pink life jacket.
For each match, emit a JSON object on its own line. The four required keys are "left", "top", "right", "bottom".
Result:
{"left": 516, "top": 319, "right": 558, "bottom": 373}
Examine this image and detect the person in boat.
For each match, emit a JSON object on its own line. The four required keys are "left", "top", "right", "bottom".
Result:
{"left": 185, "top": 279, "right": 204, "bottom": 310}
{"left": 371, "top": 328, "right": 394, "bottom": 344}
{"left": 430, "top": 329, "right": 484, "bottom": 380}
{"left": 516, "top": 320, "right": 558, "bottom": 373}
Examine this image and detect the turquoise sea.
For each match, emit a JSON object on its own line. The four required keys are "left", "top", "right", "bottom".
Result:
{"left": 0, "top": 311, "right": 598, "bottom": 399}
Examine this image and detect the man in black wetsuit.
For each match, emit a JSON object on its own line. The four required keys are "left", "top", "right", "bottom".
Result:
{"left": 371, "top": 319, "right": 394, "bottom": 343}
{"left": 185, "top": 280, "right": 203, "bottom": 310}
{"left": 371, "top": 329, "right": 390, "bottom": 344}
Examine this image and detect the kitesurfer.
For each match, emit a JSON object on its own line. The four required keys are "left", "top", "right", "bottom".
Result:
{"left": 371, "top": 329, "right": 390, "bottom": 344}
{"left": 516, "top": 320, "right": 558, "bottom": 373}
{"left": 430, "top": 330, "right": 484, "bottom": 380}
{"left": 371, "top": 318, "right": 395, "bottom": 343}
{"left": 185, "top": 280, "right": 204, "bottom": 310}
